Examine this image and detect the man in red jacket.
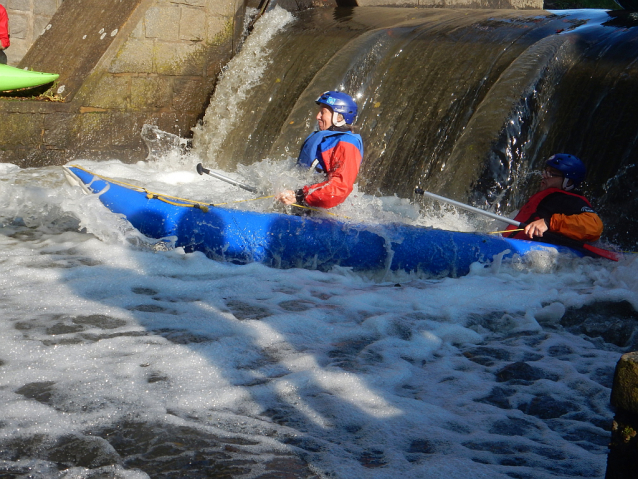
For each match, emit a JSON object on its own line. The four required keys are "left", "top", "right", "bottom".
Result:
{"left": 504, "top": 154, "right": 603, "bottom": 243}
{"left": 276, "top": 91, "right": 364, "bottom": 210}
{"left": 0, "top": 4, "right": 9, "bottom": 64}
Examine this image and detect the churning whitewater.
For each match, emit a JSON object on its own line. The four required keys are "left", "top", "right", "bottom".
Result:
{"left": 1, "top": 156, "right": 637, "bottom": 479}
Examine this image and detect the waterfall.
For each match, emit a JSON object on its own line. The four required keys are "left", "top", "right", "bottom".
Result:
{"left": 193, "top": 6, "right": 638, "bottom": 249}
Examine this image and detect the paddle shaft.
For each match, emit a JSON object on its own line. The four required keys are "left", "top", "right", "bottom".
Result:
{"left": 197, "top": 163, "right": 259, "bottom": 194}
{"left": 414, "top": 187, "right": 620, "bottom": 261}
{"left": 416, "top": 189, "right": 520, "bottom": 227}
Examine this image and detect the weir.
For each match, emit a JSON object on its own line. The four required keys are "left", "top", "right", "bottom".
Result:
{"left": 193, "top": 7, "right": 638, "bottom": 250}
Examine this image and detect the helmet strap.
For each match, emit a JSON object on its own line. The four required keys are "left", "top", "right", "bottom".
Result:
{"left": 332, "top": 112, "right": 346, "bottom": 127}
{"left": 562, "top": 178, "right": 575, "bottom": 191}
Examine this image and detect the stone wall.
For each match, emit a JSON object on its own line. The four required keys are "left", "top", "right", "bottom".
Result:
{"left": 1, "top": 0, "right": 543, "bottom": 167}
{"left": 0, "top": 0, "right": 245, "bottom": 166}
{"left": 0, "top": 0, "right": 63, "bottom": 66}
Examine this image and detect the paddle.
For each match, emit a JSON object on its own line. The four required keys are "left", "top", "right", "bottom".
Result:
{"left": 414, "top": 187, "right": 620, "bottom": 261}
{"left": 196, "top": 163, "right": 259, "bottom": 194}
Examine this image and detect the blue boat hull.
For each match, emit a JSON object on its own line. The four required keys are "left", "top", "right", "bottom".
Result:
{"left": 64, "top": 166, "right": 580, "bottom": 277}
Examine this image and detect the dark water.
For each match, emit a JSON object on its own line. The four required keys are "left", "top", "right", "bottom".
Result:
{"left": 199, "top": 7, "right": 638, "bottom": 250}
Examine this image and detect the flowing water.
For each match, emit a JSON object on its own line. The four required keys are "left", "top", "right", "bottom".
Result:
{"left": 1, "top": 6, "right": 638, "bottom": 479}
{"left": 193, "top": 6, "right": 638, "bottom": 250}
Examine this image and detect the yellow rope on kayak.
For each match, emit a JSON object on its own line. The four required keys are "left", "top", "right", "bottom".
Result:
{"left": 68, "top": 164, "right": 350, "bottom": 218}
{"left": 69, "top": 164, "right": 274, "bottom": 211}
{"left": 488, "top": 228, "right": 523, "bottom": 235}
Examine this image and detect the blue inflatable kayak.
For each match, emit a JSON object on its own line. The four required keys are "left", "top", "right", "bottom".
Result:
{"left": 63, "top": 165, "right": 581, "bottom": 277}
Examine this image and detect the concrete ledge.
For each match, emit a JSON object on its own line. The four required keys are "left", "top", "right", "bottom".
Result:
{"left": 355, "top": 0, "right": 542, "bottom": 7}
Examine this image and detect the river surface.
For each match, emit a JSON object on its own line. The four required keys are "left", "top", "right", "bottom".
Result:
{"left": 1, "top": 154, "right": 637, "bottom": 478}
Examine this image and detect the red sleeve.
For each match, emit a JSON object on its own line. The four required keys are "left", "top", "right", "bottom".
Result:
{"left": 302, "top": 141, "right": 361, "bottom": 209}
{"left": 0, "top": 7, "right": 9, "bottom": 49}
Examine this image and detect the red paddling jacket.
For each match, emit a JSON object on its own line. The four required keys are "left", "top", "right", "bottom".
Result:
{"left": 0, "top": 6, "right": 9, "bottom": 50}
{"left": 505, "top": 188, "right": 603, "bottom": 242}
{"left": 296, "top": 128, "right": 363, "bottom": 209}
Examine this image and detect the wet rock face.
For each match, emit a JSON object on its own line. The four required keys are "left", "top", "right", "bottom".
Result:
{"left": 561, "top": 301, "right": 638, "bottom": 351}
{"left": 607, "top": 352, "right": 638, "bottom": 479}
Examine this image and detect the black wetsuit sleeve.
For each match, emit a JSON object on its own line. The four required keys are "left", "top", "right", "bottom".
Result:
{"left": 535, "top": 192, "right": 596, "bottom": 223}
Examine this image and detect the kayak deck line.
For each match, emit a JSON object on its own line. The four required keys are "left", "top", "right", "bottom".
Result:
{"left": 66, "top": 164, "right": 279, "bottom": 212}
{"left": 66, "top": 164, "right": 215, "bottom": 211}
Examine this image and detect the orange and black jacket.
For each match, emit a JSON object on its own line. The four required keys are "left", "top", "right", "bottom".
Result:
{"left": 504, "top": 188, "right": 603, "bottom": 243}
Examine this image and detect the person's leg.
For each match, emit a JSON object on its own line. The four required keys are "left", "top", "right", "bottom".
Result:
{"left": 0, "top": 50, "right": 7, "bottom": 64}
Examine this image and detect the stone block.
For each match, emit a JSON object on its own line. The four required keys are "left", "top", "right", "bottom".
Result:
{"left": 180, "top": 6, "right": 206, "bottom": 41}
{"left": 85, "top": 75, "right": 130, "bottom": 110}
{"left": 109, "top": 113, "right": 144, "bottom": 147}
{"left": 8, "top": 11, "right": 28, "bottom": 39}
{"left": 206, "top": 0, "right": 236, "bottom": 16}
{"left": 4, "top": 38, "right": 27, "bottom": 65}
{"left": 43, "top": 112, "right": 78, "bottom": 147}
{"left": 0, "top": 148, "right": 22, "bottom": 165}
{"left": 611, "top": 352, "right": 638, "bottom": 417}
{"left": 172, "top": 77, "right": 209, "bottom": 112}
{"left": 6, "top": 0, "right": 29, "bottom": 12}
{"left": 145, "top": 6, "right": 180, "bottom": 41}
{"left": 34, "top": 15, "right": 52, "bottom": 37}
{"left": 34, "top": 0, "right": 59, "bottom": 16}
{"left": 206, "top": 14, "right": 231, "bottom": 44}
{"left": 0, "top": 113, "right": 42, "bottom": 147}
{"left": 154, "top": 111, "right": 196, "bottom": 138}
{"left": 130, "top": 18, "right": 145, "bottom": 40}
{"left": 39, "top": 148, "right": 72, "bottom": 167}
{"left": 130, "top": 76, "right": 172, "bottom": 110}
{"left": 109, "top": 39, "right": 154, "bottom": 73}
{"left": 77, "top": 112, "right": 114, "bottom": 149}
{"left": 154, "top": 41, "right": 205, "bottom": 76}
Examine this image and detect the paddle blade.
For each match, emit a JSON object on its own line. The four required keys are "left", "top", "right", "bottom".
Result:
{"left": 582, "top": 243, "right": 621, "bottom": 261}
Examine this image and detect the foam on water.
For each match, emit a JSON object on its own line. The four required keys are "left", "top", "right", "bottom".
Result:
{"left": 1, "top": 156, "right": 636, "bottom": 478}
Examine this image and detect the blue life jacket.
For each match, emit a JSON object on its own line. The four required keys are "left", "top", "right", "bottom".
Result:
{"left": 297, "top": 130, "right": 363, "bottom": 172}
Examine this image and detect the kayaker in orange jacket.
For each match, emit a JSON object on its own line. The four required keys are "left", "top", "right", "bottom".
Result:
{"left": 275, "top": 91, "right": 364, "bottom": 210}
{"left": 504, "top": 154, "right": 603, "bottom": 243}
{"left": 0, "top": 5, "right": 9, "bottom": 65}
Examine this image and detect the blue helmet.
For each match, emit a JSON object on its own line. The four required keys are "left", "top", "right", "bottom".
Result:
{"left": 316, "top": 91, "right": 358, "bottom": 125}
{"left": 545, "top": 153, "right": 587, "bottom": 186}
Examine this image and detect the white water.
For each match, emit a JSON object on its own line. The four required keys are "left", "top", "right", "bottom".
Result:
{"left": 1, "top": 156, "right": 636, "bottom": 478}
